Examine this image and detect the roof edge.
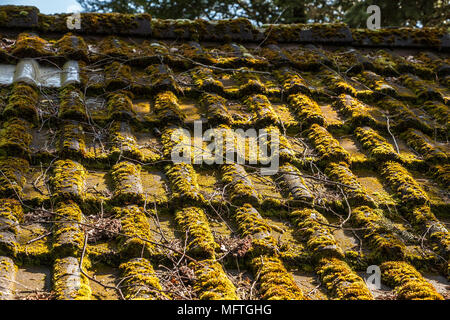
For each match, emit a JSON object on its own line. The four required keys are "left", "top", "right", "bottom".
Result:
{"left": 0, "top": 5, "right": 448, "bottom": 50}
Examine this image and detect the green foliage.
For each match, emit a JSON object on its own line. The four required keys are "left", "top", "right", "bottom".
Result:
{"left": 77, "top": 0, "right": 449, "bottom": 27}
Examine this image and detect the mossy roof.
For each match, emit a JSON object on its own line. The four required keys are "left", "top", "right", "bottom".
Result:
{"left": 0, "top": 4, "right": 448, "bottom": 301}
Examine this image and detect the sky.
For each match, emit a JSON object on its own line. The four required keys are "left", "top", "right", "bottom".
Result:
{"left": 0, "top": 0, "right": 83, "bottom": 14}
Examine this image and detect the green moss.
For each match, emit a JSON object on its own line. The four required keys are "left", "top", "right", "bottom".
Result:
{"left": 422, "top": 101, "right": 449, "bottom": 127}
{"left": 0, "top": 157, "right": 29, "bottom": 197}
{"left": 12, "top": 33, "right": 53, "bottom": 58}
{"left": 0, "top": 118, "right": 32, "bottom": 159}
{"left": 56, "top": 33, "right": 88, "bottom": 61}
{"left": 3, "top": 83, "right": 38, "bottom": 123}
{"left": 380, "top": 261, "right": 443, "bottom": 300}
{"left": 429, "top": 164, "right": 449, "bottom": 187}
{"left": 146, "top": 64, "right": 181, "bottom": 94}
{"left": 191, "top": 259, "right": 238, "bottom": 300}
{"left": 59, "top": 85, "right": 87, "bottom": 121}
{"left": 400, "top": 74, "right": 443, "bottom": 102}
{"left": 105, "top": 61, "right": 132, "bottom": 90}
{"left": 175, "top": 206, "right": 217, "bottom": 258}
{"left": 357, "top": 71, "right": 398, "bottom": 96}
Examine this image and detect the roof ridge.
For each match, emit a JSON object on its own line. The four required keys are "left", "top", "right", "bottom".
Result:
{"left": 0, "top": 5, "right": 449, "bottom": 50}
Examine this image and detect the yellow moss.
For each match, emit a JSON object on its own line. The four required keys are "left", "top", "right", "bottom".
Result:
{"left": 153, "top": 91, "right": 185, "bottom": 123}
{"left": 274, "top": 68, "right": 309, "bottom": 95}
{"left": 114, "top": 205, "right": 154, "bottom": 258}
{"left": 111, "top": 161, "right": 143, "bottom": 204}
{"left": 0, "top": 118, "right": 32, "bottom": 159}
{"left": 191, "top": 67, "right": 224, "bottom": 93}
{"left": 221, "top": 163, "right": 259, "bottom": 206}
{"left": 160, "top": 126, "right": 192, "bottom": 160}
{"left": 199, "top": 93, "right": 233, "bottom": 125}
{"left": 56, "top": 33, "right": 88, "bottom": 60}
{"left": 59, "top": 85, "right": 87, "bottom": 121}
{"left": 106, "top": 91, "right": 135, "bottom": 120}
{"left": 355, "top": 127, "right": 399, "bottom": 161}
{"left": 278, "top": 163, "right": 313, "bottom": 202}
{"left": 175, "top": 206, "right": 217, "bottom": 258}
{"left": 12, "top": 33, "right": 53, "bottom": 58}
{"left": 250, "top": 255, "right": 304, "bottom": 300}
{"left": 288, "top": 93, "right": 325, "bottom": 127}
{"left": 401, "top": 129, "right": 447, "bottom": 162}
{"left": 109, "top": 121, "right": 144, "bottom": 161}
{"left": 316, "top": 257, "right": 373, "bottom": 300}
{"left": 191, "top": 259, "right": 238, "bottom": 300}
{"left": 381, "top": 161, "right": 429, "bottom": 206}
{"left": 0, "top": 198, "right": 23, "bottom": 233}
{"left": 351, "top": 206, "right": 405, "bottom": 261}
{"left": 308, "top": 124, "right": 350, "bottom": 165}
{"left": 52, "top": 200, "right": 84, "bottom": 258}
{"left": 58, "top": 121, "right": 86, "bottom": 158}
{"left": 0, "top": 157, "right": 29, "bottom": 197}
{"left": 53, "top": 257, "right": 92, "bottom": 300}
{"left": 380, "top": 261, "right": 443, "bottom": 300}
{"left": 165, "top": 163, "right": 204, "bottom": 203}
{"left": 334, "top": 94, "right": 377, "bottom": 128}
{"left": 235, "top": 203, "right": 271, "bottom": 237}
{"left": 3, "top": 83, "right": 38, "bottom": 123}
{"left": 244, "top": 94, "right": 279, "bottom": 126}
{"left": 49, "top": 159, "right": 86, "bottom": 202}
{"left": 119, "top": 258, "right": 167, "bottom": 300}
{"left": 290, "top": 208, "right": 344, "bottom": 260}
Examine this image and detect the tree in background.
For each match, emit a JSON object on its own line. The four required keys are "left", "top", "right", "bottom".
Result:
{"left": 77, "top": 0, "right": 449, "bottom": 27}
